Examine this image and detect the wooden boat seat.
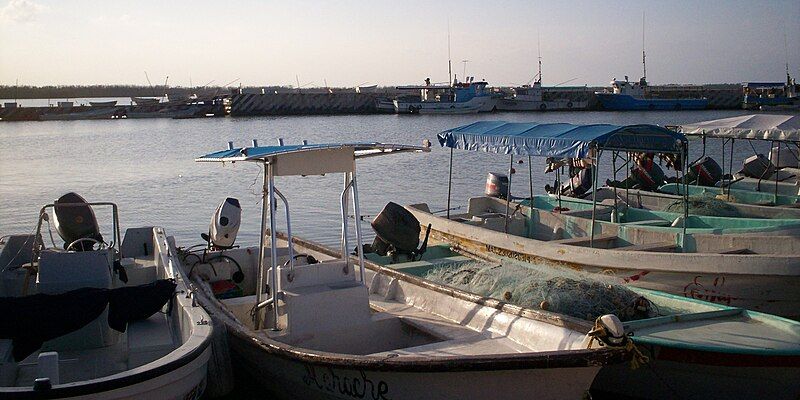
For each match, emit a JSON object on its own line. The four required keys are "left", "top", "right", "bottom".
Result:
{"left": 550, "top": 233, "right": 617, "bottom": 246}
{"left": 617, "top": 241, "right": 679, "bottom": 252}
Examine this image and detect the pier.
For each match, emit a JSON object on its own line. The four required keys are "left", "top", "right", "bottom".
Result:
{"left": 0, "top": 84, "right": 747, "bottom": 121}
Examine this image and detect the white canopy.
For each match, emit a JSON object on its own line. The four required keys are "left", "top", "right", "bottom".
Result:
{"left": 676, "top": 114, "right": 800, "bottom": 142}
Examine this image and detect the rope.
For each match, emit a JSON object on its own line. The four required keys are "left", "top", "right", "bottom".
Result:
{"left": 586, "top": 316, "right": 649, "bottom": 370}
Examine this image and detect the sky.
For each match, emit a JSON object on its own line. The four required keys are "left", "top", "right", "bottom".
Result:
{"left": 0, "top": 0, "right": 798, "bottom": 87}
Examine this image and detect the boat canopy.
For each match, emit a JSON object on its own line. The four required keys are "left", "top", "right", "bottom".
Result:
{"left": 196, "top": 142, "right": 429, "bottom": 176}
{"left": 676, "top": 114, "right": 800, "bottom": 142}
{"left": 437, "top": 121, "right": 686, "bottom": 159}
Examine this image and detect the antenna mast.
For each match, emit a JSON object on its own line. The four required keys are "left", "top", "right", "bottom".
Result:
{"left": 144, "top": 71, "right": 154, "bottom": 96}
{"left": 785, "top": 27, "right": 791, "bottom": 83}
{"left": 642, "top": 12, "right": 647, "bottom": 82}
{"left": 537, "top": 30, "right": 542, "bottom": 83}
{"left": 447, "top": 20, "right": 453, "bottom": 86}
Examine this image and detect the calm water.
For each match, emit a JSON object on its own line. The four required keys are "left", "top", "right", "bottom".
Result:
{"left": 0, "top": 110, "right": 766, "bottom": 250}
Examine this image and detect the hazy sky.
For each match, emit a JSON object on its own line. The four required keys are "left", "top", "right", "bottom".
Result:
{"left": 1, "top": 0, "right": 798, "bottom": 87}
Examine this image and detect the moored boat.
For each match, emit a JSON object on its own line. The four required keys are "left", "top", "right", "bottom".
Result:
{"left": 181, "top": 141, "right": 630, "bottom": 400}
{"left": 394, "top": 79, "right": 496, "bottom": 114}
{"left": 420, "top": 121, "right": 800, "bottom": 317}
{"left": 0, "top": 193, "right": 212, "bottom": 399}
{"left": 356, "top": 231, "right": 800, "bottom": 400}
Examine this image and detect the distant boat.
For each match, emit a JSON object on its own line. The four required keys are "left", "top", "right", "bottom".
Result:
{"left": 742, "top": 76, "right": 799, "bottom": 110}
{"left": 596, "top": 78, "right": 708, "bottom": 110}
{"left": 89, "top": 100, "right": 117, "bottom": 107}
{"left": 393, "top": 79, "right": 496, "bottom": 114}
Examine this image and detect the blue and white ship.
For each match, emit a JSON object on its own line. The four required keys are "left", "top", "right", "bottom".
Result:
{"left": 595, "top": 76, "right": 709, "bottom": 111}
{"left": 394, "top": 77, "right": 496, "bottom": 114}
{"left": 742, "top": 73, "right": 799, "bottom": 110}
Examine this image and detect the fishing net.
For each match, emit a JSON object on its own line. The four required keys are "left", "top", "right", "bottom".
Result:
{"left": 424, "top": 261, "right": 654, "bottom": 322}
{"left": 661, "top": 196, "right": 742, "bottom": 218}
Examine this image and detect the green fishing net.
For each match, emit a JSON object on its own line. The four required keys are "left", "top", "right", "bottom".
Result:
{"left": 661, "top": 196, "right": 742, "bottom": 217}
{"left": 424, "top": 261, "right": 653, "bottom": 322}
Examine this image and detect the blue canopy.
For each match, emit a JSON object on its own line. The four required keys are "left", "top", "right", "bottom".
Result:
{"left": 438, "top": 121, "right": 686, "bottom": 158}
{"left": 196, "top": 142, "right": 428, "bottom": 163}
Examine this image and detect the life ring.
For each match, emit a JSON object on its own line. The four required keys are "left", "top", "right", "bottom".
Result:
{"left": 539, "top": 103, "right": 547, "bottom": 111}
{"left": 567, "top": 101, "right": 573, "bottom": 109}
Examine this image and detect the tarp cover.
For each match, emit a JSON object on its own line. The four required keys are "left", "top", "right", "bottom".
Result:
{"left": 196, "top": 142, "right": 427, "bottom": 163}
{"left": 438, "top": 121, "right": 686, "bottom": 159}
{"left": 677, "top": 114, "right": 800, "bottom": 142}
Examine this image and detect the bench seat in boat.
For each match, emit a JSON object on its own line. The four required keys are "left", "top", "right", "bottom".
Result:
{"left": 550, "top": 233, "right": 618, "bottom": 247}
{"left": 617, "top": 241, "right": 679, "bottom": 252}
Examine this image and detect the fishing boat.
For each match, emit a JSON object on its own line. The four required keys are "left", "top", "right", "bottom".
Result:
{"left": 0, "top": 193, "right": 212, "bottom": 399}
{"left": 411, "top": 121, "right": 800, "bottom": 318}
{"left": 394, "top": 79, "right": 496, "bottom": 114}
{"left": 130, "top": 97, "right": 161, "bottom": 106}
{"left": 675, "top": 113, "right": 800, "bottom": 198}
{"left": 181, "top": 141, "right": 630, "bottom": 400}
{"left": 356, "top": 229, "right": 800, "bottom": 400}
{"left": 591, "top": 186, "right": 800, "bottom": 219}
{"left": 496, "top": 57, "right": 588, "bottom": 111}
{"left": 742, "top": 75, "right": 798, "bottom": 110}
{"left": 659, "top": 183, "right": 800, "bottom": 206}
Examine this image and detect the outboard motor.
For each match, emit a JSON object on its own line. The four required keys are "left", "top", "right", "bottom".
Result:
{"left": 202, "top": 198, "right": 241, "bottom": 250}
{"left": 686, "top": 156, "right": 723, "bottom": 186}
{"left": 370, "top": 202, "right": 431, "bottom": 262}
{"left": 740, "top": 154, "right": 775, "bottom": 179}
{"left": 485, "top": 172, "right": 509, "bottom": 199}
{"left": 53, "top": 192, "right": 103, "bottom": 251}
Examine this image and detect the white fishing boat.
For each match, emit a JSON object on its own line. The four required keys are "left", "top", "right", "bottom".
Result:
{"left": 182, "top": 141, "right": 630, "bottom": 400}
{"left": 415, "top": 121, "right": 800, "bottom": 318}
{"left": 89, "top": 100, "right": 117, "bottom": 107}
{"left": 676, "top": 113, "right": 800, "bottom": 197}
{"left": 356, "top": 229, "right": 800, "bottom": 400}
{"left": 496, "top": 57, "right": 587, "bottom": 111}
{"left": 394, "top": 79, "right": 496, "bottom": 114}
{"left": 0, "top": 193, "right": 212, "bottom": 399}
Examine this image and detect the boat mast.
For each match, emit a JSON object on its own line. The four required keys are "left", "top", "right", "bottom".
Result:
{"left": 537, "top": 30, "right": 542, "bottom": 84}
{"left": 642, "top": 12, "right": 647, "bottom": 82}
{"left": 784, "top": 27, "right": 791, "bottom": 84}
{"left": 448, "top": 21, "right": 453, "bottom": 86}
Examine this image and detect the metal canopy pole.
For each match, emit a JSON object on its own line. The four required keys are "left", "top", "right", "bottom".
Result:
{"left": 528, "top": 155, "right": 533, "bottom": 201}
{"left": 611, "top": 151, "right": 618, "bottom": 223}
{"left": 446, "top": 148, "right": 453, "bottom": 219}
{"left": 774, "top": 141, "right": 780, "bottom": 203}
{"left": 504, "top": 154, "right": 513, "bottom": 233}
{"left": 589, "top": 148, "right": 600, "bottom": 248}
{"left": 341, "top": 174, "right": 351, "bottom": 269}
{"left": 350, "top": 169, "right": 367, "bottom": 282}
{"left": 254, "top": 162, "right": 269, "bottom": 330}
{"left": 267, "top": 162, "right": 280, "bottom": 330}
{"left": 682, "top": 143, "right": 689, "bottom": 250}
{"left": 727, "top": 139, "right": 734, "bottom": 200}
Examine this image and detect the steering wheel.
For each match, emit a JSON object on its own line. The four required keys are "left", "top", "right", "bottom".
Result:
{"left": 66, "top": 238, "right": 104, "bottom": 252}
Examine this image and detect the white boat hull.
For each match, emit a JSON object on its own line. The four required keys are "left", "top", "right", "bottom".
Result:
{"left": 393, "top": 96, "right": 495, "bottom": 114}
{"left": 496, "top": 98, "right": 588, "bottom": 111}
{"left": 230, "top": 338, "right": 599, "bottom": 400}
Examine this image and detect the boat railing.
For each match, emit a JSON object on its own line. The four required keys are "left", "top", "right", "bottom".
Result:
{"left": 33, "top": 201, "right": 121, "bottom": 262}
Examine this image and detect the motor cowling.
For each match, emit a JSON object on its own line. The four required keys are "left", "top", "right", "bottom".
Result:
{"left": 207, "top": 198, "right": 241, "bottom": 249}
{"left": 740, "top": 154, "right": 775, "bottom": 179}
{"left": 485, "top": 172, "right": 509, "bottom": 199}
{"left": 371, "top": 202, "right": 420, "bottom": 255}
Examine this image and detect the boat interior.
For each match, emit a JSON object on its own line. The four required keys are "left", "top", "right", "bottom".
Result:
{"left": 361, "top": 243, "right": 800, "bottom": 357}
{"left": 0, "top": 195, "right": 203, "bottom": 389}
{"left": 414, "top": 195, "right": 800, "bottom": 254}
{"left": 660, "top": 183, "right": 800, "bottom": 206}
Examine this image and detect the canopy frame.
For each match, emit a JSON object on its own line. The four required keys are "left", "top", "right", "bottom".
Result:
{"left": 439, "top": 122, "right": 689, "bottom": 249}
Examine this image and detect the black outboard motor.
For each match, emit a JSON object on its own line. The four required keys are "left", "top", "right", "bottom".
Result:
{"left": 485, "top": 172, "right": 509, "bottom": 199}
{"left": 740, "top": 154, "right": 776, "bottom": 179}
{"left": 370, "top": 202, "right": 431, "bottom": 262}
{"left": 53, "top": 192, "right": 103, "bottom": 251}
{"left": 686, "top": 156, "right": 723, "bottom": 186}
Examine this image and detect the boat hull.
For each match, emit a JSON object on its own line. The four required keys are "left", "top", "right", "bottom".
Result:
{"left": 593, "top": 346, "right": 800, "bottom": 400}
{"left": 228, "top": 329, "right": 600, "bottom": 400}
{"left": 596, "top": 93, "right": 708, "bottom": 111}
{"left": 496, "top": 98, "right": 588, "bottom": 111}
{"left": 394, "top": 97, "right": 495, "bottom": 114}
{"left": 406, "top": 205, "right": 800, "bottom": 318}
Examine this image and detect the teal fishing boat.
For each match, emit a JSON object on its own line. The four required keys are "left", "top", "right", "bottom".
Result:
{"left": 659, "top": 183, "right": 800, "bottom": 206}
{"left": 413, "top": 121, "right": 800, "bottom": 318}
{"left": 360, "top": 236, "right": 800, "bottom": 400}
